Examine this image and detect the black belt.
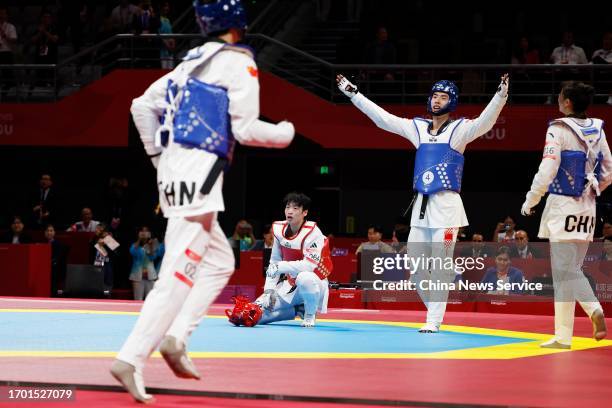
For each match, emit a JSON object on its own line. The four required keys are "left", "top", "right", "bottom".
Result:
{"left": 402, "top": 192, "right": 428, "bottom": 219}
{"left": 200, "top": 157, "right": 228, "bottom": 195}
{"left": 419, "top": 195, "right": 429, "bottom": 219}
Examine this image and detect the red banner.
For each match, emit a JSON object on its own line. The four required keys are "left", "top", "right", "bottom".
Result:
{"left": 1, "top": 69, "right": 610, "bottom": 151}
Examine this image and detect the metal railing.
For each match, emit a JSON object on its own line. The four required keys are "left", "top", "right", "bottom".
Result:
{"left": 1, "top": 32, "right": 611, "bottom": 104}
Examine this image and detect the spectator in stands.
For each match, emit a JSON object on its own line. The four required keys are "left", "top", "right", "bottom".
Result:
{"left": 355, "top": 224, "right": 394, "bottom": 254}
{"left": 592, "top": 32, "right": 612, "bottom": 64}
{"left": 159, "top": 1, "right": 175, "bottom": 70}
{"left": 90, "top": 223, "right": 118, "bottom": 288}
{"left": 0, "top": 216, "right": 32, "bottom": 244}
{"left": 509, "top": 230, "right": 543, "bottom": 259}
{"left": 363, "top": 26, "right": 397, "bottom": 79}
{"left": 229, "top": 220, "right": 256, "bottom": 251}
{"left": 111, "top": 0, "right": 140, "bottom": 33}
{"left": 67, "top": 207, "right": 100, "bottom": 232}
{"left": 459, "top": 233, "right": 492, "bottom": 258}
{"left": 132, "top": 0, "right": 159, "bottom": 35}
{"left": 550, "top": 31, "right": 588, "bottom": 64}
{"left": 252, "top": 224, "right": 274, "bottom": 250}
{"left": 32, "top": 11, "right": 60, "bottom": 64}
{"left": 493, "top": 215, "right": 517, "bottom": 242}
{"left": 31, "top": 11, "right": 59, "bottom": 87}
{"left": 0, "top": 6, "right": 18, "bottom": 94}
{"left": 511, "top": 36, "right": 540, "bottom": 64}
{"left": 131, "top": 1, "right": 160, "bottom": 67}
{"left": 480, "top": 246, "right": 525, "bottom": 295}
{"left": 391, "top": 223, "right": 409, "bottom": 253}
{"left": 31, "top": 173, "right": 57, "bottom": 229}
{"left": 591, "top": 32, "right": 612, "bottom": 105}
{"left": 253, "top": 224, "right": 274, "bottom": 274}
{"left": 103, "top": 177, "right": 128, "bottom": 239}
{"left": 129, "top": 226, "right": 162, "bottom": 300}
{"left": 44, "top": 224, "right": 68, "bottom": 297}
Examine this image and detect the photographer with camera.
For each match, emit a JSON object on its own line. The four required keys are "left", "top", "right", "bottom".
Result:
{"left": 129, "top": 226, "right": 162, "bottom": 300}
{"left": 493, "top": 215, "right": 517, "bottom": 242}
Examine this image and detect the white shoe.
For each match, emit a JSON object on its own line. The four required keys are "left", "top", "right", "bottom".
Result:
{"left": 159, "top": 335, "right": 201, "bottom": 379}
{"left": 110, "top": 360, "right": 155, "bottom": 404}
{"left": 418, "top": 322, "right": 440, "bottom": 333}
{"left": 301, "top": 314, "right": 316, "bottom": 328}
{"left": 606, "top": 96, "right": 612, "bottom": 106}
{"left": 539, "top": 337, "right": 571, "bottom": 349}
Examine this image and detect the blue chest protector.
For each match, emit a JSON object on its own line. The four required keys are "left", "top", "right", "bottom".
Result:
{"left": 162, "top": 77, "right": 234, "bottom": 160}
{"left": 413, "top": 142, "right": 464, "bottom": 194}
{"left": 548, "top": 150, "right": 603, "bottom": 197}
{"left": 548, "top": 120, "right": 603, "bottom": 197}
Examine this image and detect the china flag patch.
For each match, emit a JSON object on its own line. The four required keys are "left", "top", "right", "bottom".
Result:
{"left": 247, "top": 66, "right": 258, "bottom": 77}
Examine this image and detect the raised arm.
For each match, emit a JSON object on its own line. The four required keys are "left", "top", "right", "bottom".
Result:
{"left": 336, "top": 74, "right": 418, "bottom": 147}
{"left": 454, "top": 74, "right": 509, "bottom": 147}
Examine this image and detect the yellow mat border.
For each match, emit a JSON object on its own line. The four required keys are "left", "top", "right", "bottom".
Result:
{"left": 1, "top": 308, "right": 610, "bottom": 360}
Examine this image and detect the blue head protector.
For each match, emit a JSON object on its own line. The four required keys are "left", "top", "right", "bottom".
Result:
{"left": 427, "top": 80, "right": 459, "bottom": 116}
{"left": 194, "top": 0, "right": 248, "bottom": 36}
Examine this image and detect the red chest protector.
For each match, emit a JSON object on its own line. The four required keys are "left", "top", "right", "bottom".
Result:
{"left": 272, "top": 221, "right": 333, "bottom": 283}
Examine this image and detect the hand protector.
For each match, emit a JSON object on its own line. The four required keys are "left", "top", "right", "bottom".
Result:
{"left": 497, "top": 73, "right": 510, "bottom": 98}
{"left": 266, "top": 263, "right": 280, "bottom": 279}
{"left": 336, "top": 74, "right": 358, "bottom": 98}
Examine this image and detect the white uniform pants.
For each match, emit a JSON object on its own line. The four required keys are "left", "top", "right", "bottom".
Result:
{"left": 550, "top": 240, "right": 602, "bottom": 344}
{"left": 408, "top": 226, "right": 458, "bottom": 325}
{"left": 258, "top": 272, "right": 328, "bottom": 324}
{"left": 117, "top": 213, "right": 234, "bottom": 371}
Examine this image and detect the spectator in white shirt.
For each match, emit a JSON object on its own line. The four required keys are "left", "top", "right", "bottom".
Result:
{"left": 110, "top": 0, "right": 140, "bottom": 33}
{"left": 67, "top": 207, "right": 100, "bottom": 232}
{"left": 550, "top": 31, "right": 588, "bottom": 64}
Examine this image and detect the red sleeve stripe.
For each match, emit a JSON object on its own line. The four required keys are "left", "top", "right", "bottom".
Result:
{"left": 185, "top": 249, "right": 202, "bottom": 262}
{"left": 174, "top": 271, "right": 194, "bottom": 287}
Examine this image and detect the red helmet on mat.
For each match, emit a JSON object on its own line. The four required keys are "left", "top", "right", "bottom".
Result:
{"left": 225, "top": 295, "right": 263, "bottom": 327}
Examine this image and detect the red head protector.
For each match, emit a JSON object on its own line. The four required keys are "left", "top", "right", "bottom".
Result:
{"left": 225, "top": 295, "right": 263, "bottom": 327}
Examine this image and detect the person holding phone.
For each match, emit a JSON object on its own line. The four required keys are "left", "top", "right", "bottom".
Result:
{"left": 129, "top": 226, "right": 162, "bottom": 300}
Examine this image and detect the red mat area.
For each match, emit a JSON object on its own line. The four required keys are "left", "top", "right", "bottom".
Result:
{"left": 1, "top": 297, "right": 611, "bottom": 407}
{"left": 0, "top": 389, "right": 395, "bottom": 408}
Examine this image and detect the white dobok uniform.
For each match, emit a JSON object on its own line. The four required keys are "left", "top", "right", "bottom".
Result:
{"left": 350, "top": 92, "right": 507, "bottom": 326}
{"left": 524, "top": 117, "right": 612, "bottom": 345}
{"left": 256, "top": 220, "right": 332, "bottom": 324}
{"left": 117, "top": 40, "right": 294, "bottom": 371}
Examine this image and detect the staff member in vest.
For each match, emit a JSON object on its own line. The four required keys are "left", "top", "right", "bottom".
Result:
{"left": 337, "top": 73, "right": 509, "bottom": 333}
{"left": 111, "top": 0, "right": 295, "bottom": 403}
{"left": 226, "top": 192, "right": 333, "bottom": 328}
{"left": 521, "top": 81, "right": 611, "bottom": 348}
